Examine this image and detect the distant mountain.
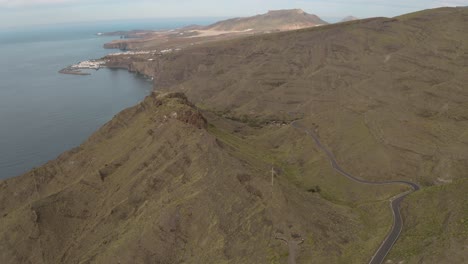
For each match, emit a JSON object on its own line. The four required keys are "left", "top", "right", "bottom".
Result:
{"left": 204, "top": 9, "right": 328, "bottom": 31}
{"left": 103, "top": 9, "right": 328, "bottom": 50}
{"left": 341, "top": 15, "right": 359, "bottom": 22}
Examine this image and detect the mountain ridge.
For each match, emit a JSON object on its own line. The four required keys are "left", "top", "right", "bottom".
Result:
{"left": 103, "top": 8, "right": 468, "bottom": 262}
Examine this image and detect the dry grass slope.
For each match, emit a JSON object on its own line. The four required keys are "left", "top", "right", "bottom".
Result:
{"left": 1, "top": 6, "right": 467, "bottom": 264}
{"left": 0, "top": 93, "right": 401, "bottom": 263}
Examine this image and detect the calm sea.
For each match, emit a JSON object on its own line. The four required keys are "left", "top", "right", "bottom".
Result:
{"left": 0, "top": 18, "right": 216, "bottom": 179}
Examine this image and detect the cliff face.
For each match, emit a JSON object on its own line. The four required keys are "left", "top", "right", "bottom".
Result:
{"left": 0, "top": 93, "right": 216, "bottom": 263}
{"left": 103, "top": 41, "right": 130, "bottom": 50}
{"left": 0, "top": 93, "right": 232, "bottom": 263}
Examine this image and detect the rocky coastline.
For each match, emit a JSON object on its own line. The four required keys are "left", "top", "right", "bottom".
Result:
{"left": 59, "top": 49, "right": 178, "bottom": 77}
{"left": 58, "top": 68, "right": 92, "bottom": 75}
{"left": 59, "top": 60, "right": 106, "bottom": 75}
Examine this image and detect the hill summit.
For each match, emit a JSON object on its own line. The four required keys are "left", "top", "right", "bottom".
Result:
{"left": 205, "top": 9, "right": 328, "bottom": 31}
{"left": 341, "top": 15, "right": 359, "bottom": 22}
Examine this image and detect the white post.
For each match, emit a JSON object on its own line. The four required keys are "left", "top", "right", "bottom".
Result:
{"left": 271, "top": 167, "right": 275, "bottom": 187}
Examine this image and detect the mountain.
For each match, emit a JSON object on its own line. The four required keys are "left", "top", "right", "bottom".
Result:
{"left": 2, "top": 7, "right": 468, "bottom": 264}
{"left": 105, "top": 6, "right": 468, "bottom": 263}
{"left": 102, "top": 9, "right": 328, "bottom": 50}
{"left": 341, "top": 15, "right": 359, "bottom": 22}
{"left": 2, "top": 92, "right": 394, "bottom": 263}
{"left": 204, "top": 9, "right": 328, "bottom": 31}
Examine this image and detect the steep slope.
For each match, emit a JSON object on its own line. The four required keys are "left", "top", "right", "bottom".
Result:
{"left": 103, "top": 7, "right": 468, "bottom": 263}
{"left": 128, "top": 7, "right": 468, "bottom": 186}
{"left": 389, "top": 179, "right": 468, "bottom": 263}
{"left": 205, "top": 9, "right": 328, "bottom": 31}
{"left": 0, "top": 93, "right": 403, "bottom": 263}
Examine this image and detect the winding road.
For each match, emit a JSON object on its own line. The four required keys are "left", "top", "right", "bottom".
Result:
{"left": 291, "top": 121, "right": 420, "bottom": 264}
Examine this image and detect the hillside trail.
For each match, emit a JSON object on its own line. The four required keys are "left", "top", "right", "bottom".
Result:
{"left": 274, "top": 233, "right": 304, "bottom": 264}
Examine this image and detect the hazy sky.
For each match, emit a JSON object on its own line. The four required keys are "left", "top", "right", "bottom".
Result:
{"left": 0, "top": 0, "right": 467, "bottom": 28}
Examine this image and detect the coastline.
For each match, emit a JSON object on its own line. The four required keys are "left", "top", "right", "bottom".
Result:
{"left": 59, "top": 59, "right": 106, "bottom": 75}
{"left": 59, "top": 48, "right": 180, "bottom": 82}
{"left": 0, "top": 28, "right": 155, "bottom": 180}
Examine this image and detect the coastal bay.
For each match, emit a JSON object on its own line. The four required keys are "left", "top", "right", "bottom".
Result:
{"left": 0, "top": 18, "right": 218, "bottom": 179}
{"left": 0, "top": 23, "right": 162, "bottom": 179}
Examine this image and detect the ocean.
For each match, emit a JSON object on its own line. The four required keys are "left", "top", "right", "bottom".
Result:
{"left": 0, "top": 18, "right": 216, "bottom": 179}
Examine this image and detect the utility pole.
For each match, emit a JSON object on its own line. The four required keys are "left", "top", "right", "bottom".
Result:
{"left": 271, "top": 166, "right": 275, "bottom": 187}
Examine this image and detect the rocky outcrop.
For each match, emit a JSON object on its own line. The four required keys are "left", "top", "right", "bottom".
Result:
{"left": 103, "top": 41, "right": 129, "bottom": 50}
{"left": 152, "top": 92, "right": 208, "bottom": 129}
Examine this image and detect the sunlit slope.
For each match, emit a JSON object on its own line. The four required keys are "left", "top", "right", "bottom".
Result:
{"left": 0, "top": 93, "right": 401, "bottom": 263}
{"left": 139, "top": 7, "right": 468, "bottom": 186}
{"left": 124, "top": 7, "right": 468, "bottom": 263}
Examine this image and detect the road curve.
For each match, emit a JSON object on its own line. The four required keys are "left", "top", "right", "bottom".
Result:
{"left": 291, "top": 121, "right": 420, "bottom": 264}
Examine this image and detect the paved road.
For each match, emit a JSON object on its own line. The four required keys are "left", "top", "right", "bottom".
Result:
{"left": 291, "top": 121, "right": 420, "bottom": 264}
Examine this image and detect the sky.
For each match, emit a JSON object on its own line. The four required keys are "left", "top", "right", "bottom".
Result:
{"left": 0, "top": 0, "right": 467, "bottom": 28}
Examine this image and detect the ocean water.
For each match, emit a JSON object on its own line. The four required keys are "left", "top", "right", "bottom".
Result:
{"left": 0, "top": 19, "right": 216, "bottom": 179}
